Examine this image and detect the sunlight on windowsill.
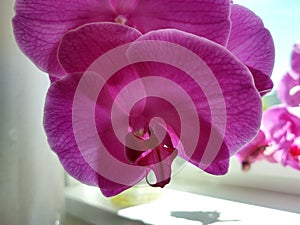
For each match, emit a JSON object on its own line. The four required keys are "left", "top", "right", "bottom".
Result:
{"left": 65, "top": 180, "right": 300, "bottom": 225}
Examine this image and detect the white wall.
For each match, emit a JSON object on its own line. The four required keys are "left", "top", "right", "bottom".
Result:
{"left": 0, "top": 1, "right": 65, "bottom": 224}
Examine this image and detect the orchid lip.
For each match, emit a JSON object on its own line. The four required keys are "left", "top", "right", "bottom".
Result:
{"left": 125, "top": 127, "right": 178, "bottom": 188}
{"left": 146, "top": 173, "right": 171, "bottom": 188}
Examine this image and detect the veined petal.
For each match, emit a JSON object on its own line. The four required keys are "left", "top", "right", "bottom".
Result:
{"left": 110, "top": 0, "right": 139, "bottom": 14}
{"left": 58, "top": 22, "right": 143, "bottom": 109}
{"left": 44, "top": 23, "right": 148, "bottom": 196}
{"left": 58, "top": 22, "right": 141, "bottom": 73}
{"left": 127, "top": 0, "right": 231, "bottom": 46}
{"left": 126, "top": 29, "right": 262, "bottom": 175}
{"left": 13, "top": 0, "right": 232, "bottom": 76}
{"left": 44, "top": 73, "right": 144, "bottom": 197}
{"left": 204, "top": 158, "right": 229, "bottom": 175}
{"left": 227, "top": 4, "right": 275, "bottom": 95}
{"left": 248, "top": 67, "right": 273, "bottom": 96}
{"left": 13, "top": 0, "right": 115, "bottom": 76}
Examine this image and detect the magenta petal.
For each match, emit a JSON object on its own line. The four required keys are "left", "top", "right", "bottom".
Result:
{"left": 110, "top": 0, "right": 139, "bottom": 14}
{"left": 13, "top": 0, "right": 115, "bottom": 76}
{"left": 261, "top": 106, "right": 300, "bottom": 168}
{"left": 236, "top": 130, "right": 267, "bottom": 163}
{"left": 127, "top": 0, "right": 231, "bottom": 45}
{"left": 58, "top": 22, "right": 141, "bottom": 73}
{"left": 285, "top": 140, "right": 300, "bottom": 171}
{"left": 248, "top": 67, "right": 274, "bottom": 96}
{"left": 44, "top": 73, "right": 145, "bottom": 196}
{"left": 277, "top": 72, "right": 300, "bottom": 107}
{"left": 203, "top": 158, "right": 229, "bottom": 175}
{"left": 126, "top": 29, "right": 262, "bottom": 174}
{"left": 58, "top": 22, "right": 142, "bottom": 109}
{"left": 235, "top": 130, "right": 267, "bottom": 171}
{"left": 227, "top": 4, "right": 275, "bottom": 95}
{"left": 291, "top": 40, "right": 300, "bottom": 74}
{"left": 261, "top": 106, "right": 300, "bottom": 139}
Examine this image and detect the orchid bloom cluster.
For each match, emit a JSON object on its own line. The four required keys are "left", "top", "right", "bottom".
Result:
{"left": 236, "top": 41, "right": 300, "bottom": 171}
{"left": 13, "top": 0, "right": 274, "bottom": 197}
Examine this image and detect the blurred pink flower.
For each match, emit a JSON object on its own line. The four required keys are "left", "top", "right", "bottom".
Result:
{"left": 291, "top": 40, "right": 300, "bottom": 74}
{"left": 277, "top": 41, "right": 300, "bottom": 107}
{"left": 236, "top": 130, "right": 268, "bottom": 171}
{"left": 236, "top": 106, "right": 300, "bottom": 171}
{"left": 261, "top": 106, "right": 300, "bottom": 170}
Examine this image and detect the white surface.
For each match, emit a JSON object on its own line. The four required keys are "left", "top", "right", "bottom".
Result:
{"left": 170, "top": 161, "right": 300, "bottom": 213}
{"left": 66, "top": 185, "right": 300, "bottom": 225}
{"left": 65, "top": 185, "right": 145, "bottom": 225}
{"left": 119, "top": 189, "right": 300, "bottom": 225}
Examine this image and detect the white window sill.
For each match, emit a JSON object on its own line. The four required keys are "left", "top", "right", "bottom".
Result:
{"left": 65, "top": 183, "right": 300, "bottom": 225}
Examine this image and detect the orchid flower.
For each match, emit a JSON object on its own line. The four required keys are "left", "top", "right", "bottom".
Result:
{"left": 44, "top": 23, "right": 263, "bottom": 196}
{"left": 235, "top": 106, "right": 300, "bottom": 171}
{"left": 13, "top": 0, "right": 274, "bottom": 94}
{"left": 261, "top": 106, "right": 300, "bottom": 170}
{"left": 277, "top": 41, "right": 300, "bottom": 107}
{"left": 237, "top": 40, "right": 300, "bottom": 172}
{"left": 235, "top": 130, "right": 268, "bottom": 172}
{"left": 12, "top": 0, "right": 274, "bottom": 196}
{"left": 291, "top": 40, "right": 300, "bottom": 74}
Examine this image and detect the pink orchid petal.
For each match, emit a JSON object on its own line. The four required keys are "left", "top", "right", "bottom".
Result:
{"left": 13, "top": 0, "right": 115, "bottom": 76}
{"left": 13, "top": 0, "right": 231, "bottom": 76}
{"left": 236, "top": 130, "right": 267, "bottom": 163}
{"left": 285, "top": 138, "right": 300, "bottom": 170}
{"left": 227, "top": 4, "right": 275, "bottom": 95}
{"left": 203, "top": 158, "right": 229, "bottom": 175}
{"left": 44, "top": 73, "right": 142, "bottom": 197}
{"left": 292, "top": 40, "right": 300, "bottom": 74}
{"left": 263, "top": 148, "right": 284, "bottom": 164}
{"left": 58, "top": 22, "right": 143, "bottom": 112}
{"left": 58, "top": 22, "right": 141, "bottom": 74}
{"left": 248, "top": 67, "right": 274, "bottom": 96}
{"left": 127, "top": 29, "right": 262, "bottom": 175}
{"left": 261, "top": 106, "right": 300, "bottom": 139}
{"left": 277, "top": 72, "right": 300, "bottom": 107}
{"left": 127, "top": 0, "right": 231, "bottom": 45}
{"left": 44, "top": 23, "right": 150, "bottom": 196}
{"left": 110, "top": 0, "right": 139, "bottom": 14}
{"left": 261, "top": 106, "right": 300, "bottom": 168}
{"left": 58, "top": 23, "right": 179, "bottom": 190}
{"left": 235, "top": 130, "right": 267, "bottom": 171}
